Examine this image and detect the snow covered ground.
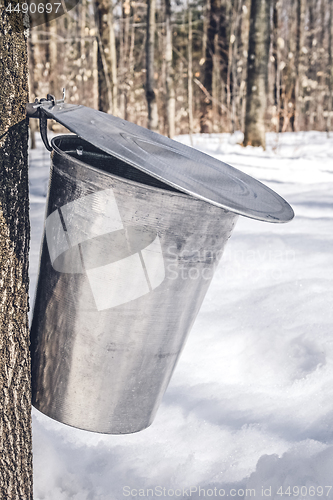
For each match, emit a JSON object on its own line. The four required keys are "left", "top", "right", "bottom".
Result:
{"left": 29, "top": 131, "right": 333, "bottom": 500}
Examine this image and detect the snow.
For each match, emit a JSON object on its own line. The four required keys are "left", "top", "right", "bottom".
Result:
{"left": 29, "top": 130, "right": 333, "bottom": 500}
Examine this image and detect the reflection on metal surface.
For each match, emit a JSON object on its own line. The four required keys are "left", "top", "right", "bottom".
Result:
{"left": 86, "top": 234, "right": 165, "bottom": 311}
{"left": 45, "top": 189, "right": 165, "bottom": 309}
{"left": 60, "top": 189, "right": 123, "bottom": 245}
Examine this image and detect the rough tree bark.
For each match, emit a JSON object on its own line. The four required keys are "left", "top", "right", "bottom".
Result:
{"left": 243, "top": 0, "right": 271, "bottom": 149}
{"left": 27, "top": 27, "right": 40, "bottom": 149}
{"left": 0, "top": 7, "right": 33, "bottom": 500}
{"left": 146, "top": 0, "right": 159, "bottom": 131}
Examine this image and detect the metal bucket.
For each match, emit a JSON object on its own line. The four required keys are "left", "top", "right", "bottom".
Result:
{"left": 31, "top": 135, "right": 238, "bottom": 434}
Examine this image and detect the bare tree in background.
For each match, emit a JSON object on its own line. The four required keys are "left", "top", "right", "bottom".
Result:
{"left": 200, "top": 0, "right": 220, "bottom": 133}
{"left": 165, "top": 0, "right": 175, "bottom": 137}
{"left": 95, "top": 0, "right": 118, "bottom": 114}
{"left": 272, "top": 0, "right": 280, "bottom": 132}
{"left": 146, "top": 0, "right": 159, "bottom": 130}
{"left": 24, "top": 0, "right": 333, "bottom": 139}
{"left": 243, "top": 0, "right": 271, "bottom": 148}
{"left": 188, "top": 1, "right": 194, "bottom": 139}
{"left": 328, "top": 0, "right": 333, "bottom": 134}
{"left": 293, "top": 0, "right": 302, "bottom": 132}
{"left": 0, "top": 9, "right": 33, "bottom": 500}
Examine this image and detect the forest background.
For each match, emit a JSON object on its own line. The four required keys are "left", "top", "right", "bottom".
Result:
{"left": 28, "top": 0, "right": 333, "bottom": 149}
{"left": 1, "top": 0, "right": 333, "bottom": 496}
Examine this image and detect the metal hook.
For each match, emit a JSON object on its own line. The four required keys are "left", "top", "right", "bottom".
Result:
{"left": 46, "top": 89, "right": 66, "bottom": 107}
{"left": 26, "top": 89, "right": 66, "bottom": 151}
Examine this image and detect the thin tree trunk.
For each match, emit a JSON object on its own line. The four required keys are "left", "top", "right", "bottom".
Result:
{"left": 231, "top": 34, "right": 237, "bottom": 132}
{"left": 95, "top": 0, "right": 116, "bottom": 114}
{"left": 202, "top": 0, "right": 209, "bottom": 61}
{"left": 49, "top": 20, "right": 58, "bottom": 101}
{"left": 80, "top": 0, "right": 87, "bottom": 58}
{"left": 92, "top": 37, "right": 99, "bottom": 109}
{"left": 212, "top": 31, "right": 219, "bottom": 131}
{"left": 240, "top": 0, "right": 250, "bottom": 133}
{"left": 200, "top": 0, "right": 220, "bottom": 133}
{"left": 146, "top": 0, "right": 159, "bottom": 131}
{"left": 110, "top": 7, "right": 118, "bottom": 116}
{"left": 188, "top": 2, "right": 194, "bottom": 141}
{"left": 27, "top": 32, "right": 38, "bottom": 149}
{"left": 327, "top": 0, "right": 333, "bottom": 134}
{"left": 294, "top": 0, "right": 302, "bottom": 132}
{"left": 272, "top": 0, "right": 280, "bottom": 132}
{"left": 306, "top": 0, "right": 315, "bottom": 130}
{"left": 126, "top": 10, "right": 136, "bottom": 122}
{"left": 0, "top": 10, "right": 33, "bottom": 500}
{"left": 243, "top": 0, "right": 271, "bottom": 149}
{"left": 79, "top": 0, "right": 87, "bottom": 104}
{"left": 165, "top": 0, "right": 175, "bottom": 137}
{"left": 227, "top": 1, "right": 235, "bottom": 127}
{"left": 122, "top": 0, "right": 131, "bottom": 119}
{"left": 230, "top": 0, "right": 242, "bottom": 133}
{"left": 316, "top": 0, "right": 326, "bottom": 131}
{"left": 118, "top": 4, "right": 125, "bottom": 119}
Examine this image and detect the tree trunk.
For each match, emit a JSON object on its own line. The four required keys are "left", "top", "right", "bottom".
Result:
{"left": 212, "top": 31, "right": 219, "bottom": 131}
{"left": 0, "top": 10, "right": 33, "bottom": 500}
{"left": 80, "top": 0, "right": 87, "bottom": 59}
{"left": 165, "top": 0, "right": 175, "bottom": 137}
{"left": 327, "top": 0, "right": 333, "bottom": 134}
{"left": 146, "top": 0, "right": 159, "bottom": 131}
{"left": 95, "top": 0, "right": 117, "bottom": 114}
{"left": 200, "top": 0, "right": 220, "bottom": 133}
{"left": 109, "top": 8, "right": 118, "bottom": 116}
{"left": 27, "top": 30, "right": 39, "bottom": 149}
{"left": 202, "top": 0, "right": 209, "bottom": 62}
{"left": 272, "top": 0, "right": 280, "bottom": 132}
{"left": 243, "top": 0, "right": 271, "bottom": 148}
{"left": 92, "top": 37, "right": 99, "bottom": 109}
{"left": 294, "top": 0, "right": 302, "bottom": 132}
{"left": 49, "top": 20, "right": 58, "bottom": 98}
{"left": 316, "top": 0, "right": 326, "bottom": 132}
{"left": 120, "top": 0, "right": 131, "bottom": 120}
{"left": 227, "top": 0, "right": 235, "bottom": 129}
{"left": 188, "top": 2, "right": 194, "bottom": 140}
{"left": 126, "top": 7, "right": 136, "bottom": 122}
{"left": 229, "top": 0, "right": 243, "bottom": 133}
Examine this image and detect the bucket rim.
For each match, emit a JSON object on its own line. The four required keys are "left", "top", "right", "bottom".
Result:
{"left": 51, "top": 135, "right": 228, "bottom": 207}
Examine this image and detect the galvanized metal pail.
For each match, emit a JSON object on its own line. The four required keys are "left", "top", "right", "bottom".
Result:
{"left": 29, "top": 99, "right": 293, "bottom": 434}
{"left": 31, "top": 135, "right": 239, "bottom": 434}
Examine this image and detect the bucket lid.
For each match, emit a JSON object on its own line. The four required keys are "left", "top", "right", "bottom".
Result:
{"left": 41, "top": 102, "right": 294, "bottom": 223}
